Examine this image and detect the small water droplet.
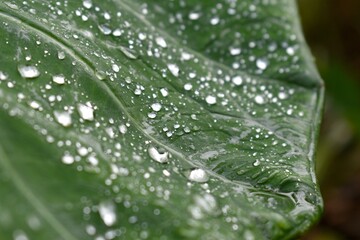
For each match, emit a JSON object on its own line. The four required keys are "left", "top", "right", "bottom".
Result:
{"left": 254, "top": 95, "right": 265, "bottom": 105}
{"left": 29, "top": 101, "right": 41, "bottom": 110}
{"left": 98, "top": 24, "right": 112, "bottom": 35}
{"left": 229, "top": 47, "right": 241, "bottom": 56}
{"left": 106, "top": 127, "right": 115, "bottom": 138}
{"left": 189, "top": 12, "right": 201, "bottom": 20}
{"left": 253, "top": 159, "right": 260, "bottom": 166}
{"left": 151, "top": 103, "right": 162, "bottom": 112}
{"left": 210, "top": 17, "right": 220, "bottom": 25}
{"left": 286, "top": 47, "right": 295, "bottom": 56}
{"left": 83, "top": 0, "right": 92, "bottom": 9}
{"left": 18, "top": 65, "right": 40, "bottom": 79}
{"left": 184, "top": 83, "right": 193, "bottom": 91}
{"left": 112, "top": 64, "right": 120, "bottom": 73}
{"left": 160, "top": 88, "right": 168, "bottom": 97}
{"left": 0, "top": 71, "right": 8, "bottom": 81}
{"left": 155, "top": 37, "right": 167, "bottom": 48}
{"left": 167, "top": 63, "right": 179, "bottom": 77}
{"left": 256, "top": 59, "right": 268, "bottom": 70}
{"left": 205, "top": 95, "right": 216, "bottom": 105}
{"left": 148, "top": 146, "right": 169, "bottom": 163}
{"left": 62, "top": 153, "right": 74, "bottom": 164}
{"left": 99, "top": 201, "right": 117, "bottom": 226}
{"left": 54, "top": 111, "right": 72, "bottom": 127}
{"left": 185, "top": 168, "right": 209, "bottom": 183}
{"left": 232, "top": 76, "right": 243, "bottom": 86}
{"left": 278, "top": 92, "right": 287, "bottom": 100}
{"left": 77, "top": 104, "right": 94, "bottom": 121}
{"left": 52, "top": 74, "right": 65, "bottom": 85}
{"left": 148, "top": 112, "right": 156, "bottom": 119}
{"left": 119, "top": 124, "right": 127, "bottom": 134}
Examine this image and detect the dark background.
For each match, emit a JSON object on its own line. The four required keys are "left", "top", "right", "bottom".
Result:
{"left": 298, "top": 0, "right": 360, "bottom": 239}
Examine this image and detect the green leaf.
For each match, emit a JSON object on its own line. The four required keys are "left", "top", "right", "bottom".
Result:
{"left": 0, "top": 0, "right": 323, "bottom": 239}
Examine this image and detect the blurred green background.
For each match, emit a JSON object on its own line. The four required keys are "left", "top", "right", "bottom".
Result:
{"left": 298, "top": 0, "right": 360, "bottom": 239}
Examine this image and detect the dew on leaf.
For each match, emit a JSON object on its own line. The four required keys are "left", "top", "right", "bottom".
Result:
{"left": 112, "top": 64, "right": 120, "bottom": 73}
{"left": 205, "top": 95, "right": 217, "bottom": 105}
{"left": 151, "top": 103, "right": 162, "bottom": 112}
{"left": 184, "top": 83, "right": 193, "bottom": 91}
{"left": 185, "top": 168, "right": 209, "bottom": 183}
{"left": 254, "top": 95, "right": 265, "bottom": 105}
{"left": 99, "top": 201, "right": 117, "bottom": 227}
{"left": 18, "top": 65, "right": 40, "bottom": 79}
{"left": 160, "top": 88, "right": 169, "bottom": 97}
{"left": 62, "top": 153, "right": 74, "bottom": 165}
{"left": 54, "top": 111, "right": 72, "bottom": 127}
{"left": 167, "top": 63, "right": 179, "bottom": 77}
{"left": 82, "top": 0, "right": 92, "bottom": 9}
{"left": 229, "top": 47, "right": 241, "bottom": 56}
{"left": 57, "top": 51, "right": 65, "bottom": 60}
{"left": 256, "top": 59, "right": 268, "bottom": 70}
{"left": 98, "top": 24, "right": 112, "bottom": 35}
{"left": 77, "top": 103, "right": 94, "bottom": 121}
{"left": 148, "top": 146, "right": 169, "bottom": 163}
{"left": 0, "top": 71, "right": 8, "bottom": 80}
{"left": 119, "top": 124, "right": 127, "bottom": 134}
{"left": 155, "top": 37, "right": 167, "bottom": 48}
{"left": 232, "top": 76, "right": 243, "bottom": 86}
{"left": 52, "top": 74, "right": 65, "bottom": 85}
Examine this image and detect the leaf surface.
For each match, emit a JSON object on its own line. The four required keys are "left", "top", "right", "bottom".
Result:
{"left": 0, "top": 0, "right": 323, "bottom": 239}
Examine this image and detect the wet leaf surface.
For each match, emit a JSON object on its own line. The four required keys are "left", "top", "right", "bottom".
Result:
{"left": 0, "top": 0, "right": 323, "bottom": 239}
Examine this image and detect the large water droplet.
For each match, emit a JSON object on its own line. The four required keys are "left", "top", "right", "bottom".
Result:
{"left": 185, "top": 168, "right": 209, "bottom": 183}
{"left": 18, "top": 65, "right": 40, "bottom": 79}
{"left": 98, "top": 24, "right": 112, "bottom": 35}
{"left": 99, "top": 201, "right": 117, "bottom": 226}
{"left": 54, "top": 111, "right": 72, "bottom": 127}
{"left": 148, "top": 146, "right": 169, "bottom": 163}
{"left": 82, "top": 0, "right": 92, "bottom": 9}
{"left": 229, "top": 47, "right": 241, "bottom": 56}
{"left": 254, "top": 95, "right": 265, "bottom": 105}
{"left": 77, "top": 104, "right": 94, "bottom": 121}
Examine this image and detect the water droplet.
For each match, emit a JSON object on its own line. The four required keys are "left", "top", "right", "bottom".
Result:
{"left": 18, "top": 65, "right": 40, "bottom": 79}
{"left": 98, "top": 24, "right": 112, "bottom": 35}
{"left": 106, "top": 127, "right": 115, "bottom": 138}
{"left": 54, "top": 111, "right": 72, "bottom": 127}
{"left": 253, "top": 159, "right": 260, "bottom": 166}
{"left": 256, "top": 59, "right": 268, "bottom": 70}
{"left": 29, "top": 101, "right": 41, "bottom": 110}
{"left": 189, "top": 12, "right": 201, "bottom": 20}
{"left": 52, "top": 74, "right": 65, "bottom": 85}
{"left": 254, "top": 95, "right": 265, "bottom": 105}
{"left": 99, "top": 201, "right": 117, "bottom": 226}
{"left": 82, "top": 0, "right": 92, "bottom": 9}
{"left": 151, "top": 103, "right": 162, "bottom": 112}
{"left": 148, "top": 112, "right": 156, "bottom": 119}
{"left": 229, "top": 47, "right": 241, "bottom": 56}
{"left": 167, "top": 63, "right": 179, "bottom": 77}
{"left": 112, "top": 64, "right": 120, "bottom": 73}
{"left": 0, "top": 71, "right": 8, "bottom": 80}
{"left": 160, "top": 88, "right": 168, "bottom": 97}
{"left": 205, "top": 95, "right": 217, "bottom": 105}
{"left": 184, "top": 83, "right": 193, "bottom": 91}
{"left": 185, "top": 168, "right": 209, "bottom": 183}
{"left": 278, "top": 92, "right": 287, "bottom": 100}
{"left": 119, "top": 46, "right": 137, "bottom": 59}
{"left": 119, "top": 124, "right": 127, "bottom": 134}
{"left": 232, "top": 76, "right": 243, "bottom": 86}
{"left": 210, "top": 17, "right": 220, "bottom": 25}
{"left": 286, "top": 47, "right": 295, "bottom": 56}
{"left": 155, "top": 37, "right": 167, "bottom": 48}
{"left": 62, "top": 153, "right": 74, "bottom": 164}
{"left": 77, "top": 104, "right": 94, "bottom": 121}
{"left": 148, "top": 146, "right": 169, "bottom": 163}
